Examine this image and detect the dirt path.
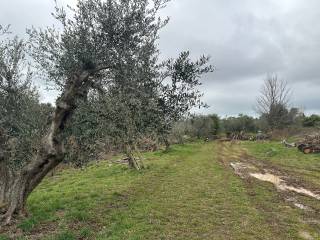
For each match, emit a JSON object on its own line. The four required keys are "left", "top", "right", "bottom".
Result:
{"left": 217, "top": 141, "right": 320, "bottom": 239}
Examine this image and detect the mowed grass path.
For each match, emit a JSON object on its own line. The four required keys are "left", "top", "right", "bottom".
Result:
{"left": 1, "top": 142, "right": 318, "bottom": 239}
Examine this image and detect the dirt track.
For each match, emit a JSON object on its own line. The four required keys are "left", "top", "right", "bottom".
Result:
{"left": 217, "top": 141, "right": 320, "bottom": 239}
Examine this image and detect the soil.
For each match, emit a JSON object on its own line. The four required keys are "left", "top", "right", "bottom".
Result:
{"left": 217, "top": 141, "right": 320, "bottom": 236}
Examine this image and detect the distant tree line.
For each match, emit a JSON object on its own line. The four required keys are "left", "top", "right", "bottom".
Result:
{"left": 168, "top": 110, "right": 319, "bottom": 142}
{"left": 303, "top": 114, "right": 320, "bottom": 127}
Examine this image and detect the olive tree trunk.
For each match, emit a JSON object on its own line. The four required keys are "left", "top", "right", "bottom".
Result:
{"left": 163, "top": 138, "right": 171, "bottom": 152}
{"left": 0, "top": 71, "right": 90, "bottom": 226}
{"left": 125, "top": 145, "right": 143, "bottom": 171}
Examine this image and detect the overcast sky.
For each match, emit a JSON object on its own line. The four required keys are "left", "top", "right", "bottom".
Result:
{"left": 1, "top": 0, "right": 319, "bottom": 116}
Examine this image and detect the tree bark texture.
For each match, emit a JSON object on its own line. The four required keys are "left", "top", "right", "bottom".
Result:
{"left": 0, "top": 71, "right": 90, "bottom": 225}
{"left": 125, "top": 145, "right": 143, "bottom": 171}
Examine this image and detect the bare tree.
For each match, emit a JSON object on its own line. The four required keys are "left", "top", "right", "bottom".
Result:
{"left": 256, "top": 74, "right": 291, "bottom": 129}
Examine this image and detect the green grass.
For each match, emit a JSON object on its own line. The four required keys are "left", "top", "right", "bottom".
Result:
{"left": 1, "top": 142, "right": 319, "bottom": 239}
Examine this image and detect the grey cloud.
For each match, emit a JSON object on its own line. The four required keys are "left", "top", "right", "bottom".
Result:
{"left": 159, "top": 0, "right": 320, "bottom": 116}
{"left": 1, "top": 0, "right": 319, "bottom": 116}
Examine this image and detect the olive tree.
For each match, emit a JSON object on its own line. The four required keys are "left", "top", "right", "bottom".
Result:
{"left": 187, "top": 114, "right": 220, "bottom": 139}
{"left": 0, "top": 32, "right": 53, "bottom": 224}
{"left": 155, "top": 52, "right": 214, "bottom": 150}
{"left": 0, "top": 0, "right": 169, "bottom": 225}
{"left": 65, "top": 82, "right": 159, "bottom": 171}
{"left": 63, "top": 45, "right": 213, "bottom": 170}
{"left": 101, "top": 51, "right": 214, "bottom": 156}
{"left": 60, "top": 26, "right": 213, "bottom": 170}
{"left": 222, "top": 114, "right": 257, "bottom": 134}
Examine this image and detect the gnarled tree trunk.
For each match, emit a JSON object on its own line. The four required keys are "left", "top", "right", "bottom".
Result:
{"left": 125, "top": 145, "right": 143, "bottom": 171}
{"left": 0, "top": 71, "right": 91, "bottom": 226}
{"left": 163, "top": 138, "right": 170, "bottom": 152}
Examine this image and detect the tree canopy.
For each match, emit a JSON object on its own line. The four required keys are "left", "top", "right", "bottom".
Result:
{"left": 0, "top": 0, "right": 213, "bottom": 225}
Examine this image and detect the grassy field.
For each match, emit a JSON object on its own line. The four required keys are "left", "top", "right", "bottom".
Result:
{"left": 0, "top": 141, "right": 319, "bottom": 239}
